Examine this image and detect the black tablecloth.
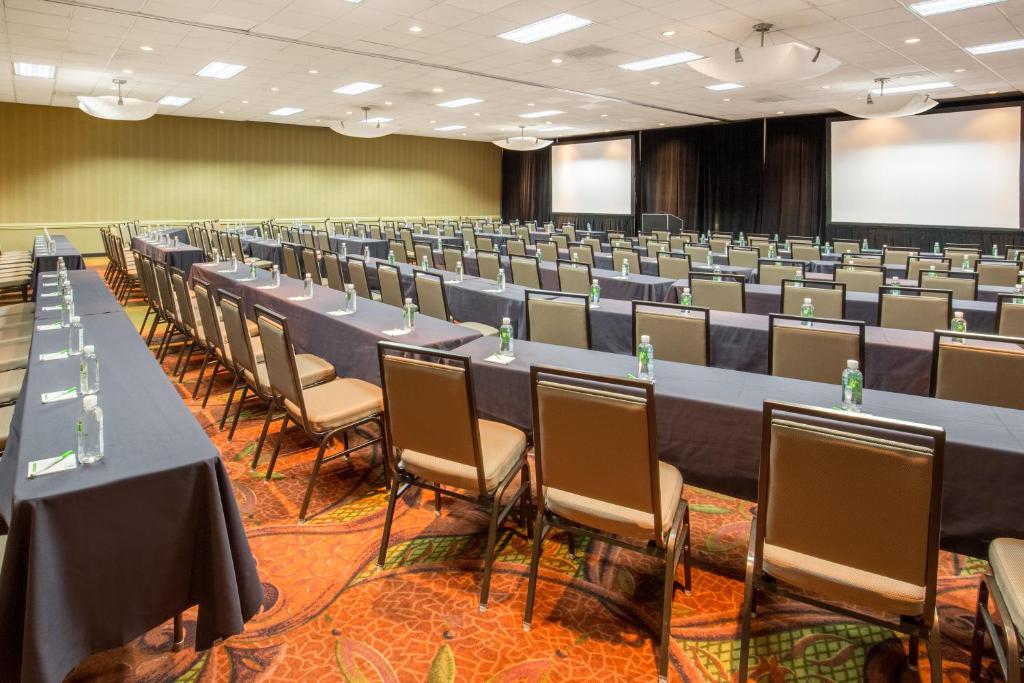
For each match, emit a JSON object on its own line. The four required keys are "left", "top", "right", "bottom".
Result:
{"left": 132, "top": 236, "right": 207, "bottom": 273}
{"left": 32, "top": 235, "right": 84, "bottom": 293}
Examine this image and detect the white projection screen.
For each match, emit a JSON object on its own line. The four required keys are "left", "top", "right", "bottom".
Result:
{"left": 830, "top": 106, "right": 1021, "bottom": 229}
{"left": 552, "top": 138, "right": 633, "bottom": 214}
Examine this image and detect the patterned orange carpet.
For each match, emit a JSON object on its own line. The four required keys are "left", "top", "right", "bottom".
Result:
{"left": 63, "top": 271, "right": 998, "bottom": 682}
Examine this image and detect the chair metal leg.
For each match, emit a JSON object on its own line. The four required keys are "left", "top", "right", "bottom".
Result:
{"left": 682, "top": 504, "right": 692, "bottom": 594}
{"left": 737, "top": 532, "right": 758, "bottom": 682}
{"left": 522, "top": 510, "right": 547, "bottom": 630}
{"left": 251, "top": 402, "right": 276, "bottom": 469}
{"left": 566, "top": 532, "right": 577, "bottom": 559}
{"left": 909, "top": 635, "right": 920, "bottom": 671}
{"left": 969, "top": 578, "right": 988, "bottom": 682}
{"left": 219, "top": 374, "right": 240, "bottom": 430}
{"left": 298, "top": 439, "right": 329, "bottom": 522}
{"left": 172, "top": 337, "right": 193, "bottom": 379}
{"left": 658, "top": 533, "right": 680, "bottom": 683}
{"left": 434, "top": 486, "right": 442, "bottom": 516}
{"left": 201, "top": 360, "right": 221, "bottom": 408}
{"left": 139, "top": 306, "right": 153, "bottom": 335}
{"left": 227, "top": 385, "right": 248, "bottom": 440}
{"left": 520, "top": 465, "right": 533, "bottom": 539}
{"left": 172, "top": 612, "right": 185, "bottom": 652}
{"left": 264, "top": 414, "right": 290, "bottom": 480}
{"left": 927, "top": 614, "right": 943, "bottom": 682}
{"left": 478, "top": 491, "right": 505, "bottom": 612}
{"left": 191, "top": 350, "right": 211, "bottom": 399}
{"left": 376, "top": 473, "right": 402, "bottom": 569}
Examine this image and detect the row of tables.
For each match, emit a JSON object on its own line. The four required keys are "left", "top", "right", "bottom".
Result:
{"left": 31, "top": 235, "right": 85, "bottom": 293}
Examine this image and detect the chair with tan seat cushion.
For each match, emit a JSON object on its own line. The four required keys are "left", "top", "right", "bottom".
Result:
{"left": 879, "top": 287, "right": 951, "bottom": 333}
{"left": 322, "top": 251, "right": 347, "bottom": 292}
{"left": 738, "top": 401, "right": 945, "bottom": 681}
{"left": 534, "top": 240, "right": 558, "bottom": 262}
{"left": 908, "top": 257, "right": 950, "bottom": 282}
{"left": 525, "top": 290, "right": 590, "bottom": 349}
{"left": 883, "top": 247, "right": 919, "bottom": 267}
{"left": 781, "top": 280, "right": 846, "bottom": 319}
{"left": 505, "top": 238, "right": 527, "bottom": 258}
{"left": 997, "top": 294, "right": 1024, "bottom": 337}
{"left": 791, "top": 243, "right": 821, "bottom": 261}
{"left": 759, "top": 260, "right": 805, "bottom": 288}
{"left": 669, "top": 235, "right": 690, "bottom": 251}
{"left": 550, "top": 234, "right": 569, "bottom": 251}
{"left": 345, "top": 257, "right": 376, "bottom": 300}
{"left": 769, "top": 314, "right": 864, "bottom": 384}
{"left": 376, "top": 264, "right": 404, "bottom": 308}
{"left": 690, "top": 273, "right": 745, "bottom": 313}
{"left": 842, "top": 253, "right": 882, "bottom": 268}
{"left": 556, "top": 260, "right": 591, "bottom": 295}
{"left": 612, "top": 248, "right": 640, "bottom": 274}
{"left": 477, "top": 251, "right": 501, "bottom": 282}
{"left": 930, "top": 330, "right": 1024, "bottom": 410}
{"left": 0, "top": 403, "right": 14, "bottom": 452}
{"left": 835, "top": 265, "right": 884, "bottom": 294}
{"left": 0, "top": 368, "right": 26, "bottom": 404}
{"left": 945, "top": 247, "right": 981, "bottom": 270}
{"left": 833, "top": 239, "right": 860, "bottom": 255}
{"left": 728, "top": 246, "right": 759, "bottom": 270}
{"left": 442, "top": 248, "right": 463, "bottom": 273}
{"left": 646, "top": 240, "right": 670, "bottom": 259}
{"left": 413, "top": 243, "right": 433, "bottom": 268}
{"left": 414, "top": 270, "right": 496, "bottom": 336}
{"left": 684, "top": 243, "right": 711, "bottom": 265}
{"left": 710, "top": 237, "right": 730, "bottom": 254}
{"left": 0, "top": 303, "right": 35, "bottom": 318}
{"left": 376, "top": 344, "right": 530, "bottom": 611}
{"left": 299, "top": 247, "right": 322, "bottom": 285}
{"left": 568, "top": 244, "right": 594, "bottom": 267}
{"left": 582, "top": 237, "right": 602, "bottom": 256}
{"left": 0, "top": 272, "right": 30, "bottom": 302}
{"left": 632, "top": 301, "right": 710, "bottom": 366}
{"left": 509, "top": 255, "right": 541, "bottom": 289}
{"left": 970, "top": 537, "right": 1024, "bottom": 683}
{"left": 978, "top": 261, "right": 1020, "bottom": 287}
{"left": 523, "top": 366, "right": 691, "bottom": 682}
{"left": 657, "top": 252, "right": 690, "bottom": 280}
{"left": 919, "top": 272, "right": 977, "bottom": 301}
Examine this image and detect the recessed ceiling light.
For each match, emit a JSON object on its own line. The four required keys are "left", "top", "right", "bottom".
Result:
{"left": 544, "top": 121, "right": 552, "bottom": 125}
{"left": 346, "top": 111, "right": 352, "bottom": 115}
{"left": 662, "top": 30, "right": 676, "bottom": 37}
{"left": 705, "top": 82, "right": 743, "bottom": 91}
{"left": 473, "top": 112, "right": 480, "bottom": 116}
{"left": 432, "top": 87, "right": 444, "bottom": 93}
{"left": 966, "top": 38, "right": 1024, "bottom": 54}
{"left": 659, "top": 122, "right": 666, "bottom": 126}
{"left": 910, "top": 0, "right": 1005, "bottom": 16}
{"left": 429, "top": 120, "right": 436, "bottom": 123}
{"left": 308, "top": 69, "right": 318, "bottom": 74}
{"left": 821, "top": 84, "right": 831, "bottom": 89}
{"left": 989, "top": 90, "right": 998, "bottom": 94}
{"left": 551, "top": 58, "right": 563, "bottom": 64}
{"left": 409, "top": 25, "right": 422, "bottom": 33}
{"left": 600, "top": 113, "right": 608, "bottom": 117}
{"left": 650, "top": 81, "right": 660, "bottom": 85}
{"left": 461, "top": 132, "right": 467, "bottom": 136}
{"left": 438, "top": 97, "right": 483, "bottom": 107}
{"left": 333, "top": 81, "right": 381, "bottom": 95}
{"left": 159, "top": 96, "right": 192, "bottom": 106}
{"left": 620, "top": 51, "right": 703, "bottom": 71}
{"left": 384, "top": 100, "right": 392, "bottom": 105}
{"left": 242, "top": 100, "right": 249, "bottom": 104}
{"left": 196, "top": 61, "right": 247, "bottom": 79}
{"left": 498, "top": 14, "right": 591, "bottom": 44}
{"left": 723, "top": 98, "right": 731, "bottom": 102}
{"left": 904, "top": 37, "right": 921, "bottom": 44}
{"left": 434, "top": 124, "right": 466, "bottom": 131}
{"left": 365, "top": 117, "right": 393, "bottom": 123}
{"left": 520, "top": 109, "right": 563, "bottom": 118}
{"left": 872, "top": 80, "right": 954, "bottom": 93}
{"left": 538, "top": 125, "right": 573, "bottom": 132}
{"left": 218, "top": 110, "right": 225, "bottom": 114}
{"left": 345, "top": 0, "right": 363, "bottom": 3}
{"left": 270, "top": 87, "right": 279, "bottom": 92}
{"left": 140, "top": 45, "right": 153, "bottom": 52}
{"left": 268, "top": 107, "right": 303, "bottom": 116}
{"left": 954, "top": 68, "right": 966, "bottom": 73}
{"left": 13, "top": 62, "right": 55, "bottom": 78}
{"left": 604, "top": 129, "right": 610, "bottom": 132}
{"left": 776, "top": 111, "right": 785, "bottom": 115}
{"left": 122, "top": 69, "right": 133, "bottom": 74}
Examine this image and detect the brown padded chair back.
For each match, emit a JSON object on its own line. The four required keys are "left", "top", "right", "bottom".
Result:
{"left": 510, "top": 256, "right": 541, "bottom": 289}
{"left": 193, "top": 279, "right": 227, "bottom": 359}
{"left": 728, "top": 247, "right": 759, "bottom": 270}
{"left": 684, "top": 243, "right": 710, "bottom": 264}
{"left": 782, "top": 282, "right": 844, "bottom": 319}
{"left": 461, "top": 228, "right": 477, "bottom": 251}
{"left": 476, "top": 236, "right": 495, "bottom": 253}
{"left": 377, "top": 264, "right": 404, "bottom": 308}
{"left": 527, "top": 294, "right": 590, "bottom": 349}
{"left": 977, "top": 261, "right": 1019, "bottom": 287}
{"left": 169, "top": 269, "right": 199, "bottom": 336}
{"left": 669, "top": 235, "right": 690, "bottom": 251}
{"left": 389, "top": 240, "right": 409, "bottom": 264}
{"left": 301, "top": 248, "right": 322, "bottom": 285}
{"left": 443, "top": 248, "right": 462, "bottom": 273}
{"left": 563, "top": 226, "right": 577, "bottom": 242}
{"left": 633, "top": 304, "right": 709, "bottom": 366}
{"left": 506, "top": 239, "right": 527, "bottom": 257}
{"left": 710, "top": 237, "right": 730, "bottom": 254}
{"left": 919, "top": 272, "right": 976, "bottom": 301}
{"left": 908, "top": 257, "right": 950, "bottom": 281}
{"left": 229, "top": 233, "right": 245, "bottom": 260}
{"left": 770, "top": 319, "right": 862, "bottom": 384}
{"left": 998, "top": 297, "right": 1024, "bottom": 337}
{"left": 833, "top": 239, "right": 860, "bottom": 255}
{"left": 300, "top": 231, "right": 315, "bottom": 250}
{"left": 254, "top": 307, "right": 304, "bottom": 411}
{"left": 933, "top": 335, "right": 1024, "bottom": 410}
{"left": 400, "top": 228, "right": 415, "bottom": 255}
{"left": 568, "top": 244, "right": 594, "bottom": 267}
{"left": 612, "top": 248, "right": 640, "bottom": 273}
{"left": 414, "top": 243, "right": 433, "bottom": 267}
{"left": 153, "top": 261, "right": 179, "bottom": 322}
{"left": 368, "top": 226, "right": 382, "bottom": 241}
{"left": 477, "top": 251, "right": 501, "bottom": 281}
{"left": 323, "top": 251, "right": 346, "bottom": 292}
{"left": 414, "top": 271, "right": 449, "bottom": 321}
{"left": 764, "top": 412, "right": 939, "bottom": 592}
{"left": 791, "top": 244, "right": 821, "bottom": 261}
{"left": 282, "top": 244, "right": 302, "bottom": 279}
{"left": 843, "top": 254, "right": 881, "bottom": 267}
{"left": 582, "top": 237, "right": 602, "bottom": 255}
{"left": 657, "top": 253, "right": 690, "bottom": 280}
{"left": 760, "top": 263, "right": 804, "bottom": 288}
{"left": 880, "top": 291, "right": 950, "bottom": 332}
{"left": 557, "top": 261, "right": 591, "bottom": 295}
{"left": 835, "top": 266, "right": 883, "bottom": 294}
{"left": 646, "top": 240, "right": 670, "bottom": 258}
{"left": 691, "top": 276, "right": 744, "bottom": 313}
{"left": 535, "top": 241, "right": 558, "bottom": 262}
{"left": 883, "top": 248, "right": 918, "bottom": 267}
{"left": 515, "top": 226, "right": 531, "bottom": 243}
{"left": 346, "top": 258, "right": 372, "bottom": 299}
{"left": 219, "top": 290, "right": 260, "bottom": 380}
{"left": 550, "top": 234, "right": 568, "bottom": 250}
{"left": 945, "top": 248, "right": 980, "bottom": 269}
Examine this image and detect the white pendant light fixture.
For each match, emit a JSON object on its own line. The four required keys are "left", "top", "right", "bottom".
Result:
{"left": 492, "top": 125, "right": 554, "bottom": 151}
{"left": 831, "top": 77, "right": 939, "bottom": 119}
{"left": 689, "top": 23, "right": 840, "bottom": 85}
{"left": 330, "top": 106, "right": 401, "bottom": 138}
{"left": 78, "top": 78, "right": 159, "bottom": 121}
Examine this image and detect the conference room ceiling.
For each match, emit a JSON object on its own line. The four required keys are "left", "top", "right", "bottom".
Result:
{"left": 1, "top": 0, "right": 1023, "bottom": 141}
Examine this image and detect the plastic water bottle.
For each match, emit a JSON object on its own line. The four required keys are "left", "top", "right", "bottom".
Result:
{"left": 456, "top": 261, "right": 464, "bottom": 282}
{"left": 498, "top": 317, "right": 514, "bottom": 357}
{"left": 341, "top": 242, "right": 348, "bottom": 258}
{"left": 572, "top": 252, "right": 579, "bottom": 264}
{"left": 403, "top": 298, "right": 417, "bottom": 331}
{"left": 713, "top": 264, "right": 722, "bottom": 281}
{"left": 421, "top": 255, "right": 430, "bottom": 270}
{"left": 364, "top": 246, "right": 370, "bottom": 259}
{"left": 212, "top": 248, "right": 220, "bottom": 264}
{"left": 637, "top": 335, "right": 654, "bottom": 381}
{"left": 69, "top": 316, "right": 83, "bottom": 356}
{"left": 767, "top": 242, "right": 776, "bottom": 258}
{"left": 1014, "top": 283, "right": 1024, "bottom": 305}
{"left": 496, "top": 268, "right": 506, "bottom": 292}
{"left": 80, "top": 344, "right": 99, "bottom": 395}
{"left": 706, "top": 250, "right": 714, "bottom": 266}
{"left": 890, "top": 276, "right": 901, "bottom": 295}
{"left": 271, "top": 265, "right": 280, "bottom": 287}
{"left": 841, "top": 359, "right": 863, "bottom": 412}
{"left": 231, "top": 255, "right": 238, "bottom": 272}
{"left": 992, "top": 244, "right": 999, "bottom": 256}
{"left": 862, "top": 238, "right": 869, "bottom": 251}
{"left": 61, "top": 294, "right": 74, "bottom": 328}
{"left": 621, "top": 259, "right": 630, "bottom": 277}
{"left": 823, "top": 243, "right": 832, "bottom": 255}
{"left": 590, "top": 278, "right": 601, "bottom": 305}
{"left": 933, "top": 241, "right": 940, "bottom": 254}
{"left": 950, "top": 311, "right": 967, "bottom": 340}
{"left": 387, "top": 250, "right": 395, "bottom": 265}
{"left": 961, "top": 254, "right": 970, "bottom": 271}
{"left": 345, "top": 284, "right": 357, "bottom": 313}
{"left": 534, "top": 247, "right": 541, "bottom": 262}
{"left": 813, "top": 235, "right": 820, "bottom": 246}
{"left": 739, "top": 231, "right": 746, "bottom": 246}
{"left": 302, "top": 273, "right": 313, "bottom": 298}
{"left": 800, "top": 297, "right": 815, "bottom": 326}
{"left": 249, "top": 261, "right": 257, "bottom": 279}
{"left": 679, "top": 287, "right": 692, "bottom": 307}
{"left": 77, "top": 395, "right": 104, "bottom": 465}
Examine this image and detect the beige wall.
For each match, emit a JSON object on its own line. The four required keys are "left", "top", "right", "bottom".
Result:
{"left": 0, "top": 102, "right": 501, "bottom": 252}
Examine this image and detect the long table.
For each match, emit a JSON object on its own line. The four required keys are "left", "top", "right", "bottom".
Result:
{"left": 452, "top": 336, "right": 1024, "bottom": 557}
{"left": 132, "top": 235, "right": 207, "bottom": 272}
{"left": 0, "top": 270, "right": 262, "bottom": 683}
{"left": 32, "top": 235, "right": 85, "bottom": 293}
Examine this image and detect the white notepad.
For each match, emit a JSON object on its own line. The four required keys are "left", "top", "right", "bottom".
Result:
{"left": 381, "top": 328, "right": 411, "bottom": 336}
{"left": 39, "top": 350, "right": 69, "bottom": 361}
{"left": 484, "top": 353, "right": 515, "bottom": 365}
{"left": 41, "top": 387, "right": 78, "bottom": 404}
{"left": 36, "top": 322, "right": 62, "bottom": 332}
{"left": 27, "top": 451, "right": 77, "bottom": 478}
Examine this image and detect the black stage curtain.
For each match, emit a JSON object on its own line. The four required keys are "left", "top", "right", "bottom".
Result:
{"left": 639, "top": 126, "right": 703, "bottom": 228}
{"left": 759, "top": 114, "right": 827, "bottom": 238}
{"left": 552, "top": 213, "right": 636, "bottom": 232}
{"left": 500, "top": 148, "right": 551, "bottom": 224}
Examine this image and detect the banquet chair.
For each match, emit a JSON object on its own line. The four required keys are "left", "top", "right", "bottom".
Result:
{"left": 669, "top": 235, "right": 691, "bottom": 251}
{"left": 791, "top": 243, "right": 821, "bottom": 261}
{"left": 510, "top": 255, "right": 542, "bottom": 289}
{"left": 300, "top": 248, "right": 323, "bottom": 286}
{"left": 690, "top": 273, "right": 745, "bottom": 313}
{"left": 345, "top": 257, "right": 377, "bottom": 300}
{"left": 908, "top": 257, "right": 951, "bottom": 281}
{"left": 781, "top": 280, "right": 846, "bottom": 319}
{"left": 368, "top": 226, "right": 382, "bottom": 241}
{"left": 657, "top": 252, "right": 691, "bottom": 280}
{"left": 947, "top": 242, "right": 980, "bottom": 250}
{"left": 151, "top": 261, "right": 187, "bottom": 362}
{"left": 388, "top": 240, "right": 410, "bottom": 265}
{"left": 833, "top": 239, "right": 861, "bottom": 255}
{"left": 525, "top": 290, "right": 591, "bottom": 349}
{"left": 477, "top": 251, "right": 501, "bottom": 281}
{"left": 191, "top": 279, "right": 237, "bottom": 407}
{"left": 738, "top": 401, "right": 945, "bottom": 682}
{"left": 0, "top": 338, "right": 30, "bottom": 373}
{"left": 442, "top": 225, "right": 456, "bottom": 238}
{"left": 0, "top": 367, "right": 26, "bottom": 406}
{"left": 300, "top": 231, "right": 316, "bottom": 250}
{"left": 930, "top": 330, "right": 1024, "bottom": 410}
{"left": 568, "top": 243, "right": 594, "bottom": 267}
{"left": 608, "top": 231, "right": 626, "bottom": 242}
{"left": 835, "top": 264, "right": 884, "bottom": 294}
{"left": 969, "top": 538, "right": 1024, "bottom": 683}
{"left": 231, "top": 233, "right": 272, "bottom": 270}
{"left": 997, "top": 294, "right": 1024, "bottom": 337}
{"left": 217, "top": 232, "right": 232, "bottom": 257}
{"left": 414, "top": 243, "right": 433, "bottom": 268}
{"left": 135, "top": 255, "right": 168, "bottom": 345}
{"left": 978, "top": 261, "right": 1019, "bottom": 287}
{"left": 255, "top": 306, "right": 386, "bottom": 521}
{"left": 550, "top": 234, "right": 569, "bottom": 251}
{"left": 535, "top": 240, "right": 558, "bottom": 262}
{"left": 413, "top": 270, "right": 497, "bottom": 336}
{"left": 612, "top": 248, "right": 640, "bottom": 274}
{"left": 400, "top": 229, "right": 415, "bottom": 257}
{"left": 376, "top": 264, "right": 404, "bottom": 308}
{"left": 376, "top": 343, "right": 530, "bottom": 610}
{"left": 631, "top": 301, "right": 710, "bottom": 365}
{"left": 563, "top": 225, "right": 577, "bottom": 242}
{"left": 843, "top": 253, "right": 882, "bottom": 267}
{"left": 476, "top": 236, "right": 495, "bottom": 253}
{"left": 524, "top": 365, "right": 691, "bottom": 682}
{"left": 506, "top": 238, "right": 527, "bottom": 258}
{"left": 281, "top": 244, "right": 302, "bottom": 279}
{"left": 919, "top": 271, "right": 977, "bottom": 301}
{"left": 1006, "top": 244, "right": 1024, "bottom": 261}
{"left": 945, "top": 247, "right": 981, "bottom": 270}
{"left": 759, "top": 260, "right": 805, "bottom": 288}
{"left": 168, "top": 268, "right": 209, "bottom": 382}
{"left": 710, "top": 237, "right": 731, "bottom": 254}
{"left": 879, "top": 286, "right": 952, "bottom": 333}
{"left": 684, "top": 243, "right": 711, "bottom": 265}
{"left": 647, "top": 240, "right": 670, "bottom": 259}
{"left": 461, "top": 227, "right": 477, "bottom": 251}
{"left": 443, "top": 248, "right": 463, "bottom": 273}
{"left": 769, "top": 314, "right": 865, "bottom": 384}
{"left": 883, "top": 247, "right": 919, "bottom": 267}
{"left": 556, "top": 260, "right": 591, "bottom": 295}
{"left": 581, "top": 237, "right": 602, "bottom": 256}
{"left": 322, "top": 251, "right": 347, "bottom": 292}
{"left": 514, "top": 226, "right": 531, "bottom": 244}
{"left": 383, "top": 227, "right": 397, "bottom": 241}
{"left": 728, "top": 246, "right": 759, "bottom": 270}
{"left": 651, "top": 230, "right": 670, "bottom": 242}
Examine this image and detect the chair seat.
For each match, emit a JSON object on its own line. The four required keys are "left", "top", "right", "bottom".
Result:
{"left": 400, "top": 419, "right": 527, "bottom": 493}
{"left": 283, "top": 378, "right": 382, "bottom": 432}
{"left": 249, "top": 353, "right": 335, "bottom": 392}
{"left": 458, "top": 321, "right": 498, "bottom": 337}
{"left": 0, "top": 323, "right": 32, "bottom": 344}
{"left": 0, "top": 403, "right": 13, "bottom": 450}
{"left": 762, "top": 543, "right": 926, "bottom": 616}
{"left": 990, "top": 538, "right": 1024, "bottom": 632}
{"left": 0, "top": 274, "right": 30, "bottom": 288}
{"left": 0, "top": 340, "right": 30, "bottom": 372}
{"left": 0, "top": 368, "right": 26, "bottom": 403}
{"left": 546, "top": 461, "right": 682, "bottom": 540}
{"left": 0, "top": 303, "right": 34, "bottom": 317}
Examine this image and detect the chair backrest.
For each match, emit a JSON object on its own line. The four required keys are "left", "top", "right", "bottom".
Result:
{"left": 510, "top": 255, "right": 542, "bottom": 289}
{"left": 152, "top": 261, "right": 179, "bottom": 322}
{"left": 281, "top": 243, "right": 302, "bottom": 279}
{"left": 582, "top": 237, "right": 602, "bottom": 255}
{"left": 684, "top": 243, "right": 710, "bottom": 264}
{"left": 386, "top": 240, "right": 407, "bottom": 264}
{"left": 192, "top": 278, "right": 227, "bottom": 359}
{"left": 229, "top": 233, "right": 245, "bottom": 260}
{"left": 413, "top": 243, "right": 433, "bottom": 268}
{"left": 646, "top": 240, "right": 670, "bottom": 259}
{"left": 440, "top": 248, "right": 461, "bottom": 273}
{"left": 218, "top": 289, "right": 260, "bottom": 381}
{"left": 300, "top": 248, "right": 322, "bottom": 285}
{"left": 781, "top": 279, "right": 845, "bottom": 319}
{"left": 514, "top": 226, "right": 530, "bottom": 243}
{"left": 791, "top": 243, "right": 821, "bottom": 261}
{"left": 769, "top": 314, "right": 864, "bottom": 384}
{"left": 669, "top": 235, "right": 690, "bottom": 251}
{"left": 550, "top": 234, "right": 568, "bottom": 250}
{"left": 346, "top": 257, "right": 372, "bottom": 299}
{"left": 531, "top": 366, "right": 664, "bottom": 541}
{"left": 562, "top": 225, "right": 577, "bottom": 242}
{"left": 657, "top": 252, "right": 690, "bottom": 280}
{"left": 556, "top": 259, "right": 591, "bottom": 295}
{"left": 977, "top": 261, "right": 1019, "bottom": 287}
{"left": 883, "top": 247, "right": 919, "bottom": 267}
{"left": 377, "top": 264, "right": 404, "bottom": 307}
{"left": 997, "top": 293, "right": 1024, "bottom": 336}
{"left": 835, "top": 265, "right": 884, "bottom": 294}
{"left": 612, "top": 248, "right": 640, "bottom": 273}
{"left": 710, "top": 237, "right": 730, "bottom": 254}
{"left": 525, "top": 290, "right": 590, "bottom": 349}
{"left": 535, "top": 240, "right": 558, "bottom": 262}
{"left": 476, "top": 235, "right": 495, "bottom": 253}
{"left": 300, "top": 230, "right": 316, "bottom": 250}
{"left": 759, "top": 260, "right": 805, "bottom": 288}
{"left": 652, "top": 230, "right": 670, "bottom": 241}
{"left": 690, "top": 273, "right": 744, "bottom": 313}
{"left": 169, "top": 268, "right": 199, "bottom": 335}
{"left": 368, "top": 226, "right": 382, "bottom": 240}
{"left": 758, "top": 401, "right": 944, "bottom": 614}
{"left": 632, "top": 301, "right": 709, "bottom": 366}
{"left": 944, "top": 247, "right": 981, "bottom": 269}
{"left": 918, "top": 271, "right": 977, "bottom": 301}
{"left": 842, "top": 253, "right": 882, "bottom": 267}
{"left": 322, "top": 251, "right": 347, "bottom": 291}
{"left": 461, "top": 228, "right": 477, "bottom": 250}
{"left": 832, "top": 239, "right": 860, "bottom": 255}
{"left": 907, "top": 256, "right": 950, "bottom": 281}
{"left": 568, "top": 243, "right": 594, "bottom": 267}
{"left": 400, "top": 228, "right": 415, "bottom": 254}
{"left": 413, "top": 270, "right": 449, "bottom": 321}
{"left": 931, "top": 330, "right": 1024, "bottom": 409}
{"left": 879, "top": 286, "right": 952, "bottom": 332}
{"left": 505, "top": 238, "right": 527, "bottom": 257}
{"left": 477, "top": 251, "right": 501, "bottom": 281}
{"left": 728, "top": 246, "right": 759, "bottom": 270}
{"left": 254, "top": 306, "right": 307, "bottom": 422}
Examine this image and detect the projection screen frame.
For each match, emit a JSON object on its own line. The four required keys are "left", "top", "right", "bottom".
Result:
{"left": 825, "top": 101, "right": 1024, "bottom": 233}
{"left": 550, "top": 135, "right": 637, "bottom": 217}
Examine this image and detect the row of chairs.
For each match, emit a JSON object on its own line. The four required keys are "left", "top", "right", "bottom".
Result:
{"left": 0, "top": 299, "right": 32, "bottom": 456}
{"left": 0, "top": 242, "right": 35, "bottom": 302}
